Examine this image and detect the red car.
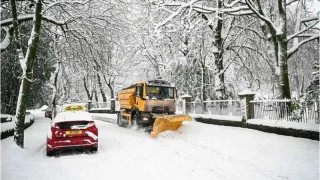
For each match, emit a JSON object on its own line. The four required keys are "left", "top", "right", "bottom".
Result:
{"left": 46, "top": 112, "right": 98, "bottom": 156}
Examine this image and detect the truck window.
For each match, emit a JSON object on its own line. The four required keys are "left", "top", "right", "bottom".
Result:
{"left": 136, "top": 85, "right": 143, "bottom": 97}
{"left": 146, "top": 86, "right": 174, "bottom": 99}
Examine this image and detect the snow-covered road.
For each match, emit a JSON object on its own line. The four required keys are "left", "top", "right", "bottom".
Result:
{"left": 1, "top": 114, "right": 319, "bottom": 180}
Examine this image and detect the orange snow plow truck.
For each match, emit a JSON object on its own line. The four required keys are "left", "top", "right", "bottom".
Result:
{"left": 117, "top": 79, "right": 191, "bottom": 137}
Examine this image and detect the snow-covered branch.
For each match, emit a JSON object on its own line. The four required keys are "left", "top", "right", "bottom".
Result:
{"left": 0, "top": 27, "right": 12, "bottom": 51}
{"left": 300, "top": 17, "right": 320, "bottom": 23}
{"left": 43, "top": 0, "right": 92, "bottom": 13}
{"left": 155, "top": 0, "right": 199, "bottom": 29}
{"left": 1, "top": 15, "right": 66, "bottom": 27}
{"left": 224, "top": 0, "right": 244, "bottom": 8}
{"left": 244, "top": 0, "right": 277, "bottom": 31}
{"left": 287, "top": 34, "right": 320, "bottom": 58}
{"left": 287, "top": 19, "right": 319, "bottom": 41}
{"left": 286, "top": 0, "right": 298, "bottom": 6}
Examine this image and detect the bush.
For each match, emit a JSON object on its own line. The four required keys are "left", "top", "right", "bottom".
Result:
{"left": 1, "top": 119, "right": 34, "bottom": 139}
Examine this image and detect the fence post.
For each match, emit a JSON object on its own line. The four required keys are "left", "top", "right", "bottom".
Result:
{"left": 87, "top": 100, "right": 92, "bottom": 112}
{"left": 238, "top": 90, "right": 255, "bottom": 127}
{"left": 110, "top": 98, "right": 115, "bottom": 113}
{"left": 181, "top": 94, "right": 192, "bottom": 114}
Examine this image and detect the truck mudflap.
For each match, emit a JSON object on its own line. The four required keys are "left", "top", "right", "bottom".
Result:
{"left": 150, "top": 115, "right": 192, "bottom": 138}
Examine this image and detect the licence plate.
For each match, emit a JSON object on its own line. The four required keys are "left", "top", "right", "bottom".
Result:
{"left": 65, "top": 130, "right": 82, "bottom": 135}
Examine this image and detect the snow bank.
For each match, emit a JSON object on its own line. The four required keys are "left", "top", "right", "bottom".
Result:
{"left": 191, "top": 113, "right": 242, "bottom": 121}
{"left": 1, "top": 119, "right": 16, "bottom": 133}
{"left": 1, "top": 114, "right": 33, "bottom": 133}
{"left": 39, "top": 105, "right": 48, "bottom": 111}
{"left": 248, "top": 119, "right": 320, "bottom": 132}
{"left": 89, "top": 113, "right": 118, "bottom": 119}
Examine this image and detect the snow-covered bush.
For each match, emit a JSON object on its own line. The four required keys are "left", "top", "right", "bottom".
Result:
{"left": 1, "top": 115, "right": 34, "bottom": 139}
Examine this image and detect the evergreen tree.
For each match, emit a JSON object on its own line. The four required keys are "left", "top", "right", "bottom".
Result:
{"left": 1, "top": 22, "right": 54, "bottom": 114}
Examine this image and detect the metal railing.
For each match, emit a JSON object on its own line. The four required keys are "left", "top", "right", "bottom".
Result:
{"left": 250, "top": 100, "right": 319, "bottom": 123}
{"left": 90, "top": 101, "right": 120, "bottom": 111}
{"left": 90, "top": 102, "right": 110, "bottom": 110}
{"left": 188, "top": 100, "right": 241, "bottom": 116}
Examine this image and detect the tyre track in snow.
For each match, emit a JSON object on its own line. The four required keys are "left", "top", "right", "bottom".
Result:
{"left": 154, "top": 123, "right": 280, "bottom": 180}
{"left": 94, "top": 116, "right": 280, "bottom": 179}
{"left": 24, "top": 117, "right": 51, "bottom": 155}
{"left": 92, "top": 116, "right": 116, "bottom": 124}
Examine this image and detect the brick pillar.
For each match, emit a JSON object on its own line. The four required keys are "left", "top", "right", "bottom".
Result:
{"left": 181, "top": 94, "right": 192, "bottom": 114}
{"left": 238, "top": 90, "right": 255, "bottom": 126}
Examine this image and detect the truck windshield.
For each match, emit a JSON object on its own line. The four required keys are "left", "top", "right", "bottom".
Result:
{"left": 146, "top": 86, "right": 174, "bottom": 100}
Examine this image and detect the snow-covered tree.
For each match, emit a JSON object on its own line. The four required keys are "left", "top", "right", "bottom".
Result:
{"left": 150, "top": 0, "right": 319, "bottom": 100}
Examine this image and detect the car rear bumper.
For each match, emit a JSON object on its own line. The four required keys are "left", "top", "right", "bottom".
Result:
{"left": 47, "top": 137, "right": 98, "bottom": 151}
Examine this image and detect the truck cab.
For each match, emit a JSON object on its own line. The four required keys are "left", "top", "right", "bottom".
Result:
{"left": 118, "top": 79, "right": 177, "bottom": 127}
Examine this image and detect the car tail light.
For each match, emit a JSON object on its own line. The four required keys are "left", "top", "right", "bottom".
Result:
{"left": 52, "top": 124, "right": 63, "bottom": 138}
{"left": 86, "top": 121, "right": 98, "bottom": 136}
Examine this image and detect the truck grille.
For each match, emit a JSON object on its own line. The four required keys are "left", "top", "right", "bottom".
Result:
{"left": 152, "top": 106, "right": 169, "bottom": 113}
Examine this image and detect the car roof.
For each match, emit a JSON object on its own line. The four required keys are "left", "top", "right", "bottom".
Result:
{"left": 52, "top": 112, "right": 92, "bottom": 123}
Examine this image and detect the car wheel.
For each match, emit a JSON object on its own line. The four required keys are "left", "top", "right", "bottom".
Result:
{"left": 90, "top": 147, "right": 98, "bottom": 153}
{"left": 46, "top": 149, "right": 54, "bottom": 156}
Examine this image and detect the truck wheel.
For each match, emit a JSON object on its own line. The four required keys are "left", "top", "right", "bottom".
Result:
{"left": 117, "top": 113, "right": 125, "bottom": 127}
{"left": 131, "top": 114, "right": 141, "bottom": 129}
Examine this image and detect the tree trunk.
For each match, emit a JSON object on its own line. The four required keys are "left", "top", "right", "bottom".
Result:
{"left": 278, "top": 40, "right": 291, "bottom": 99}
{"left": 200, "top": 9, "right": 226, "bottom": 100}
{"left": 14, "top": 0, "right": 42, "bottom": 148}
{"left": 83, "top": 77, "right": 93, "bottom": 101}
{"left": 104, "top": 75, "right": 115, "bottom": 112}
{"left": 97, "top": 73, "right": 107, "bottom": 102}
{"left": 246, "top": 0, "right": 291, "bottom": 99}
{"left": 213, "top": 2, "right": 225, "bottom": 99}
{"left": 107, "top": 82, "right": 115, "bottom": 112}
{"left": 277, "top": 1, "right": 291, "bottom": 99}
{"left": 94, "top": 90, "right": 98, "bottom": 103}
{"left": 51, "top": 61, "right": 60, "bottom": 120}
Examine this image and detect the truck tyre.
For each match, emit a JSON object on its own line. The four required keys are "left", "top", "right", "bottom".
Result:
{"left": 117, "top": 113, "right": 125, "bottom": 127}
{"left": 131, "top": 114, "right": 141, "bottom": 129}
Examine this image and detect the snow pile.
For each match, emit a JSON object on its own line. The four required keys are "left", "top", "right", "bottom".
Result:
{"left": 1, "top": 114, "right": 33, "bottom": 133}
{"left": 39, "top": 105, "right": 48, "bottom": 111}
{"left": 189, "top": 113, "right": 319, "bottom": 132}
{"left": 28, "top": 109, "right": 45, "bottom": 118}
{"left": 1, "top": 115, "right": 17, "bottom": 133}
{"left": 191, "top": 114, "right": 242, "bottom": 121}
{"left": 248, "top": 119, "right": 320, "bottom": 132}
{"left": 89, "top": 113, "right": 117, "bottom": 119}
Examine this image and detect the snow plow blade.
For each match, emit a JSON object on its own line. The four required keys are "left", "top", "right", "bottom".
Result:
{"left": 151, "top": 115, "right": 192, "bottom": 138}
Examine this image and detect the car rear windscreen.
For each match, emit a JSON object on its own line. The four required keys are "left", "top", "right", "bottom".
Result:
{"left": 56, "top": 121, "right": 91, "bottom": 129}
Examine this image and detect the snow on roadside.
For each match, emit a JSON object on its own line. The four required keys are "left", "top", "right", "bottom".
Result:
{"left": 1, "top": 109, "right": 45, "bottom": 133}
{"left": 190, "top": 113, "right": 319, "bottom": 132}
{"left": 248, "top": 119, "right": 320, "bottom": 132}
{"left": 90, "top": 113, "right": 117, "bottom": 119}
{"left": 191, "top": 113, "right": 242, "bottom": 121}
{"left": 1, "top": 116, "right": 319, "bottom": 180}
{"left": 28, "top": 109, "right": 45, "bottom": 118}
